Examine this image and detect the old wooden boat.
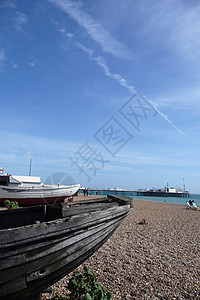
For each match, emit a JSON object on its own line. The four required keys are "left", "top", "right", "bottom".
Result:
{"left": 0, "top": 195, "right": 133, "bottom": 300}
{"left": 0, "top": 174, "right": 80, "bottom": 205}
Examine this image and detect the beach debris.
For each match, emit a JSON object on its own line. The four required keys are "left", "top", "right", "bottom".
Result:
{"left": 138, "top": 218, "right": 148, "bottom": 225}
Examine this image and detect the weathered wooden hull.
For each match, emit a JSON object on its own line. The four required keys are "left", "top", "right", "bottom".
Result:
{"left": 0, "top": 195, "right": 133, "bottom": 300}
{"left": 0, "top": 184, "right": 80, "bottom": 205}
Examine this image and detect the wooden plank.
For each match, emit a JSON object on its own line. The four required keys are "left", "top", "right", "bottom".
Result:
{"left": 45, "top": 198, "right": 111, "bottom": 220}
{"left": 0, "top": 219, "right": 112, "bottom": 270}
{"left": 66, "top": 197, "right": 108, "bottom": 205}
{"left": 11, "top": 224, "right": 116, "bottom": 299}
{"left": 62, "top": 202, "right": 117, "bottom": 216}
{"left": 63, "top": 202, "right": 116, "bottom": 210}
{"left": 0, "top": 216, "right": 125, "bottom": 283}
{"left": 0, "top": 205, "right": 130, "bottom": 248}
{"left": 0, "top": 274, "right": 26, "bottom": 298}
{"left": 0, "top": 226, "right": 86, "bottom": 259}
{"left": 0, "top": 213, "right": 125, "bottom": 269}
{"left": 0, "top": 206, "right": 127, "bottom": 257}
{"left": 0, "top": 206, "right": 46, "bottom": 229}
{"left": 26, "top": 218, "right": 122, "bottom": 282}
{"left": 0, "top": 214, "right": 125, "bottom": 283}
{"left": 0, "top": 207, "right": 128, "bottom": 253}
{"left": 0, "top": 253, "right": 26, "bottom": 270}
{"left": 107, "top": 194, "right": 134, "bottom": 207}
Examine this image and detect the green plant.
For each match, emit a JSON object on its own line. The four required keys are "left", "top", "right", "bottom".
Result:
{"left": 4, "top": 200, "right": 19, "bottom": 209}
{"left": 68, "top": 266, "right": 111, "bottom": 300}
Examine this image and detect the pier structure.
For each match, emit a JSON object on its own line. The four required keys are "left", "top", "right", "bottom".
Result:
{"left": 136, "top": 182, "right": 190, "bottom": 197}
{"left": 135, "top": 190, "right": 190, "bottom": 197}
{"left": 79, "top": 187, "right": 190, "bottom": 198}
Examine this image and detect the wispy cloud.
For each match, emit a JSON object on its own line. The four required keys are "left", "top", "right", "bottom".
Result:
{"left": 0, "top": 130, "right": 80, "bottom": 173}
{"left": 115, "top": 148, "right": 199, "bottom": 169}
{"left": 15, "top": 11, "right": 27, "bottom": 24}
{"left": 0, "top": 0, "right": 16, "bottom": 8}
{"left": 137, "top": 0, "right": 200, "bottom": 63}
{"left": 155, "top": 86, "right": 200, "bottom": 111}
{"left": 13, "top": 11, "right": 28, "bottom": 32}
{"left": 49, "top": 0, "right": 134, "bottom": 60}
{"left": 76, "top": 43, "right": 184, "bottom": 135}
{"left": 94, "top": 56, "right": 136, "bottom": 94}
{"left": 0, "top": 131, "right": 77, "bottom": 154}
{"left": 12, "top": 63, "right": 18, "bottom": 69}
{"left": 58, "top": 28, "right": 74, "bottom": 38}
{"left": 29, "top": 62, "right": 35, "bottom": 67}
{"left": 75, "top": 42, "right": 94, "bottom": 57}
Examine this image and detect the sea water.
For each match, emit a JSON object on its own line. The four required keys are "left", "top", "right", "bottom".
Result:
{"left": 80, "top": 190, "right": 200, "bottom": 205}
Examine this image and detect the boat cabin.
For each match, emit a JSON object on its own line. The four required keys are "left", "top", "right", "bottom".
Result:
{"left": 10, "top": 175, "right": 41, "bottom": 187}
{"left": 0, "top": 175, "right": 9, "bottom": 186}
{"left": 0, "top": 174, "right": 42, "bottom": 187}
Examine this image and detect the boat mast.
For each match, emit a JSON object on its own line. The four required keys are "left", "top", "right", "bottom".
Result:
{"left": 29, "top": 158, "right": 32, "bottom": 176}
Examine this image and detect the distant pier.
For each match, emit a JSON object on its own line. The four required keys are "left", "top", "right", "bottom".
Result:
{"left": 135, "top": 190, "right": 190, "bottom": 197}
{"left": 79, "top": 187, "right": 190, "bottom": 198}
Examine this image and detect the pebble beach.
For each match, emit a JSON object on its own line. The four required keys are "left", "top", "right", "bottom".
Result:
{"left": 41, "top": 197, "right": 200, "bottom": 300}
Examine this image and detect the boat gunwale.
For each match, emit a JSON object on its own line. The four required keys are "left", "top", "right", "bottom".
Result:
{"left": 0, "top": 204, "right": 132, "bottom": 247}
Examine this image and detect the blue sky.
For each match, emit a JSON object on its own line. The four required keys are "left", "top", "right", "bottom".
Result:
{"left": 1, "top": 0, "right": 200, "bottom": 193}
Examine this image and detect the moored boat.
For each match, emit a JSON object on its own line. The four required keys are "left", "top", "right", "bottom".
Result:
{"left": 0, "top": 174, "right": 80, "bottom": 205}
{"left": 0, "top": 195, "right": 133, "bottom": 300}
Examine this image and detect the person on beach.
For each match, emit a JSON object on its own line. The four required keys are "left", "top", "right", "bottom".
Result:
{"left": 186, "top": 200, "right": 194, "bottom": 209}
{"left": 187, "top": 200, "right": 199, "bottom": 210}
{"left": 189, "top": 200, "right": 194, "bottom": 206}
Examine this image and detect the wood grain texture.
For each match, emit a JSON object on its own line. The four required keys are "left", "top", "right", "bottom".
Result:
{"left": 0, "top": 195, "right": 133, "bottom": 299}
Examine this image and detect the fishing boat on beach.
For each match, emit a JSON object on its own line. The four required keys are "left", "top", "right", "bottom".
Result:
{"left": 0, "top": 194, "right": 133, "bottom": 300}
{"left": 0, "top": 173, "right": 80, "bottom": 205}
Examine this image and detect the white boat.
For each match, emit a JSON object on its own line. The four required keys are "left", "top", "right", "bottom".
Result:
{"left": 0, "top": 174, "right": 80, "bottom": 205}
